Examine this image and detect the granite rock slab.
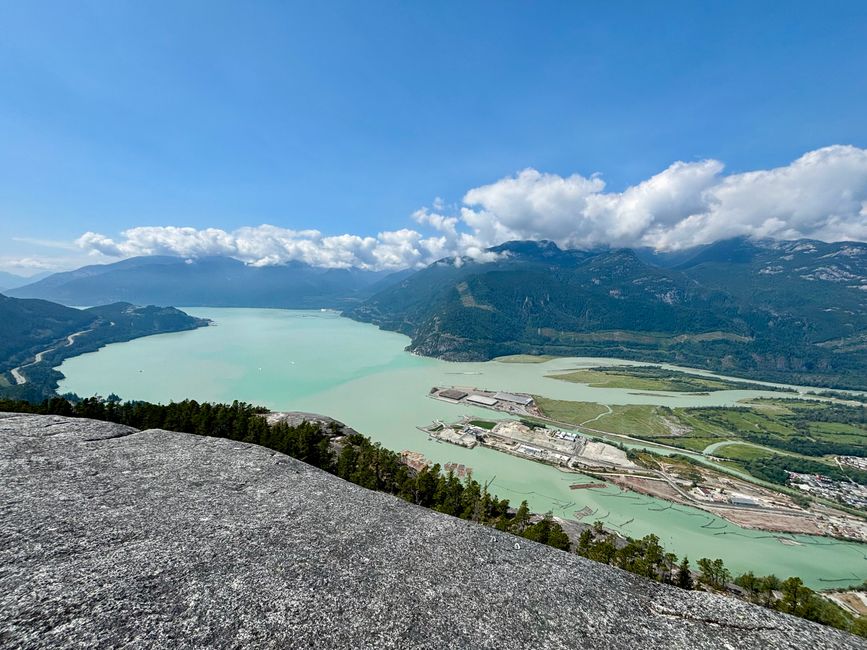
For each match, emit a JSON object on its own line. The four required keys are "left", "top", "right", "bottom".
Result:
{"left": 0, "top": 413, "right": 862, "bottom": 649}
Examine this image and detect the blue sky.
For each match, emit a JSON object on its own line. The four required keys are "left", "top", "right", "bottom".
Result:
{"left": 2, "top": 1, "right": 867, "bottom": 273}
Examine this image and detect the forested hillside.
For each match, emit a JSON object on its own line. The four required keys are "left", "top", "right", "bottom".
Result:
{"left": 350, "top": 238, "right": 867, "bottom": 389}
{"left": 0, "top": 294, "right": 208, "bottom": 400}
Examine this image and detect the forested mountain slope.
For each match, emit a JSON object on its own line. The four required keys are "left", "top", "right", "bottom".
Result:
{"left": 350, "top": 239, "right": 867, "bottom": 389}
{"left": 0, "top": 294, "right": 95, "bottom": 366}
{"left": 0, "top": 294, "right": 208, "bottom": 400}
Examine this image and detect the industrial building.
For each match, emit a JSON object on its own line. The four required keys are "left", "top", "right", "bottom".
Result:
{"left": 493, "top": 391, "right": 533, "bottom": 406}
{"left": 438, "top": 389, "right": 468, "bottom": 402}
{"left": 729, "top": 493, "right": 760, "bottom": 507}
{"left": 466, "top": 394, "right": 498, "bottom": 406}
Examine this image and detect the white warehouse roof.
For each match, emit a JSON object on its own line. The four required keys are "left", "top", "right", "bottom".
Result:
{"left": 467, "top": 394, "right": 498, "bottom": 406}
{"left": 493, "top": 391, "right": 533, "bottom": 405}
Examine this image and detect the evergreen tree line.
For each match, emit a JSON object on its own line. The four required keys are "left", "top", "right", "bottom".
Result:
{"left": 1, "top": 396, "right": 864, "bottom": 638}
{"left": 575, "top": 522, "right": 867, "bottom": 637}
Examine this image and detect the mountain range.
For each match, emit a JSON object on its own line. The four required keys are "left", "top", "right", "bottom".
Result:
{"left": 349, "top": 238, "right": 867, "bottom": 389}
{"left": 8, "top": 237, "right": 867, "bottom": 389}
{"left": 6, "top": 256, "right": 408, "bottom": 308}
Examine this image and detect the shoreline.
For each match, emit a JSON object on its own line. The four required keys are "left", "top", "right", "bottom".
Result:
{"left": 52, "top": 307, "right": 867, "bottom": 589}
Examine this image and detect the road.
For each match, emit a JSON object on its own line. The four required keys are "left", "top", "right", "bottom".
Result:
{"left": 586, "top": 469, "right": 808, "bottom": 518}
{"left": 9, "top": 328, "right": 94, "bottom": 385}
{"left": 579, "top": 404, "right": 612, "bottom": 426}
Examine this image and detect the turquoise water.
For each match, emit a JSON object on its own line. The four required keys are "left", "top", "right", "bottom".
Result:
{"left": 56, "top": 308, "right": 867, "bottom": 588}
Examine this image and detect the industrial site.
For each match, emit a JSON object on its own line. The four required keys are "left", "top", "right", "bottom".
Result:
{"left": 427, "top": 387, "right": 635, "bottom": 469}
{"left": 425, "top": 386, "right": 867, "bottom": 544}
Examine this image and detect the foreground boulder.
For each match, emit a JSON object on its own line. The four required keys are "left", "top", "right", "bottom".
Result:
{"left": 0, "top": 413, "right": 861, "bottom": 649}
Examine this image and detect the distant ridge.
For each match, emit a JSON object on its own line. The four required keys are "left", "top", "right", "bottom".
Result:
{"left": 8, "top": 255, "right": 405, "bottom": 308}
{"left": 0, "top": 270, "right": 50, "bottom": 292}
{"left": 9, "top": 238, "right": 867, "bottom": 388}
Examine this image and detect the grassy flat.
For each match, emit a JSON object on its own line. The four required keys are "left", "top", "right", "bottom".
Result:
{"left": 531, "top": 396, "right": 608, "bottom": 425}
{"left": 590, "top": 404, "right": 678, "bottom": 437}
{"left": 495, "top": 354, "right": 556, "bottom": 364}
{"left": 714, "top": 443, "right": 779, "bottom": 462}
{"left": 532, "top": 394, "right": 867, "bottom": 487}
{"left": 546, "top": 366, "right": 772, "bottom": 393}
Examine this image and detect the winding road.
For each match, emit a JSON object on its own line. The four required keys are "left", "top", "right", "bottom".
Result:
{"left": 579, "top": 404, "right": 613, "bottom": 426}
{"left": 9, "top": 328, "right": 94, "bottom": 385}
{"left": 702, "top": 439, "right": 803, "bottom": 459}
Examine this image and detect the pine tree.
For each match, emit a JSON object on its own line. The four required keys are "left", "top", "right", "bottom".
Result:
{"left": 577, "top": 529, "right": 593, "bottom": 556}
{"left": 677, "top": 557, "right": 693, "bottom": 590}
{"left": 511, "top": 500, "right": 531, "bottom": 533}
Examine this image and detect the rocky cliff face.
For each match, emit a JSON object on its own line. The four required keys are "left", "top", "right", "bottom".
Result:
{"left": 0, "top": 413, "right": 861, "bottom": 649}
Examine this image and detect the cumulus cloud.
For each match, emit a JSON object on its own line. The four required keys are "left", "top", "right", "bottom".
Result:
{"left": 78, "top": 226, "right": 409, "bottom": 270}
{"left": 74, "top": 223, "right": 497, "bottom": 271}
{"left": 75, "top": 145, "right": 867, "bottom": 270}
{"left": 460, "top": 145, "right": 867, "bottom": 251}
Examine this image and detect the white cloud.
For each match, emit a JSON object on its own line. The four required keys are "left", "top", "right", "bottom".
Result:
{"left": 1, "top": 257, "right": 56, "bottom": 270}
{"left": 73, "top": 145, "right": 867, "bottom": 270}
{"left": 11, "top": 237, "right": 80, "bottom": 251}
{"left": 462, "top": 169, "right": 607, "bottom": 244}
{"left": 412, "top": 207, "right": 459, "bottom": 236}
{"left": 460, "top": 145, "right": 867, "bottom": 251}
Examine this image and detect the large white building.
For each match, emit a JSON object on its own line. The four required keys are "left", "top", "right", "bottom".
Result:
{"left": 492, "top": 391, "right": 533, "bottom": 406}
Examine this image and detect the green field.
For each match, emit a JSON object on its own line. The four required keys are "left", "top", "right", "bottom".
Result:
{"left": 588, "top": 399, "right": 866, "bottom": 457}
{"left": 546, "top": 365, "right": 782, "bottom": 393}
{"left": 533, "top": 394, "right": 867, "bottom": 486}
{"left": 531, "top": 396, "right": 608, "bottom": 425}
{"left": 495, "top": 354, "right": 556, "bottom": 364}
{"left": 713, "top": 443, "right": 779, "bottom": 462}
{"left": 591, "top": 404, "right": 679, "bottom": 437}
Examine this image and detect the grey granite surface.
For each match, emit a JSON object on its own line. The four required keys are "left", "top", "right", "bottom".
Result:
{"left": 1, "top": 412, "right": 863, "bottom": 649}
